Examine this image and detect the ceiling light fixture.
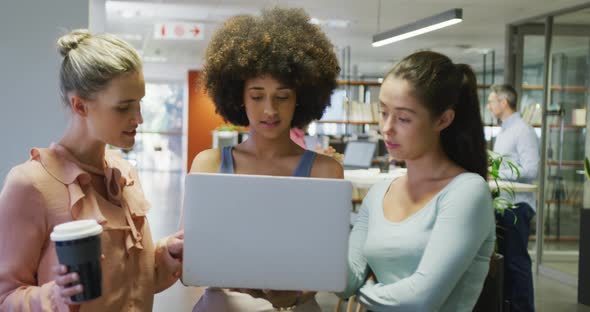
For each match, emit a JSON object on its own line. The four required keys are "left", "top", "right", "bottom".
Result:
{"left": 372, "top": 8, "right": 462, "bottom": 47}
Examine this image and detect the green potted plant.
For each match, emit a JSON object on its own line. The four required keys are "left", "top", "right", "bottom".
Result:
{"left": 488, "top": 151, "right": 521, "bottom": 220}
{"left": 474, "top": 151, "right": 521, "bottom": 312}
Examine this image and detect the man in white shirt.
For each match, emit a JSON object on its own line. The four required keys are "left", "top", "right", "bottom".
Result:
{"left": 488, "top": 84, "right": 539, "bottom": 312}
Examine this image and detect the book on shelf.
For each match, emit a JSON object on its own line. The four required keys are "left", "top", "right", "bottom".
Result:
{"left": 370, "top": 102, "right": 380, "bottom": 122}
{"left": 320, "top": 99, "right": 379, "bottom": 123}
{"left": 521, "top": 103, "right": 567, "bottom": 127}
{"left": 521, "top": 103, "right": 542, "bottom": 125}
{"left": 343, "top": 101, "right": 377, "bottom": 122}
{"left": 572, "top": 108, "right": 586, "bottom": 126}
{"left": 321, "top": 89, "right": 347, "bottom": 121}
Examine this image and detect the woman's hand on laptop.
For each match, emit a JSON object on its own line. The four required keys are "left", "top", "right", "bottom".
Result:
{"left": 231, "top": 289, "right": 316, "bottom": 309}
{"left": 164, "top": 230, "right": 184, "bottom": 278}
{"left": 229, "top": 288, "right": 264, "bottom": 299}
{"left": 261, "top": 290, "right": 300, "bottom": 308}
{"left": 167, "top": 230, "right": 184, "bottom": 261}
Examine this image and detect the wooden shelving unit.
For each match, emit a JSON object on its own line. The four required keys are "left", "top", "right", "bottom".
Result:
{"left": 337, "top": 80, "right": 381, "bottom": 86}
{"left": 528, "top": 235, "right": 579, "bottom": 242}
{"left": 546, "top": 160, "right": 584, "bottom": 167}
{"left": 337, "top": 80, "right": 496, "bottom": 89}
{"left": 545, "top": 199, "right": 582, "bottom": 206}
{"left": 521, "top": 85, "right": 588, "bottom": 93}
{"left": 335, "top": 82, "right": 588, "bottom": 92}
{"left": 531, "top": 123, "right": 586, "bottom": 129}
{"left": 484, "top": 123, "right": 585, "bottom": 129}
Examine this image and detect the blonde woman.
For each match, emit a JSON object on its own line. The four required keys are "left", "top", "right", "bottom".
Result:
{"left": 0, "top": 30, "right": 183, "bottom": 311}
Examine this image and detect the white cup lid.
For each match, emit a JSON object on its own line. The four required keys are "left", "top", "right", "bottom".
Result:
{"left": 50, "top": 219, "right": 103, "bottom": 242}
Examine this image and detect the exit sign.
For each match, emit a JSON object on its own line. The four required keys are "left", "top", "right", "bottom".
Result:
{"left": 154, "top": 22, "right": 204, "bottom": 40}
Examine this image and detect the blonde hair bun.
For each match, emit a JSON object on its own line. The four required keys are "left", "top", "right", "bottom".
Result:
{"left": 57, "top": 29, "right": 142, "bottom": 106}
{"left": 57, "top": 29, "right": 92, "bottom": 57}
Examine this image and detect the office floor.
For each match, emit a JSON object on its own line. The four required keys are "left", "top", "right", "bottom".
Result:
{"left": 141, "top": 171, "right": 590, "bottom": 312}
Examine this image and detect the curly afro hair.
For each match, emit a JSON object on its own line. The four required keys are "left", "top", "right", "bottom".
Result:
{"left": 203, "top": 7, "right": 340, "bottom": 128}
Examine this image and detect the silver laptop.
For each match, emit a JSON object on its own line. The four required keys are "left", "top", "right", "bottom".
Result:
{"left": 181, "top": 173, "right": 352, "bottom": 292}
{"left": 342, "top": 141, "right": 377, "bottom": 170}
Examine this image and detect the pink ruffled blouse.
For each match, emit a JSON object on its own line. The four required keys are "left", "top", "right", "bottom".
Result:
{"left": 0, "top": 144, "right": 179, "bottom": 311}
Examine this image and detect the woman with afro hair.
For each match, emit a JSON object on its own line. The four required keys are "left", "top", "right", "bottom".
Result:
{"left": 189, "top": 7, "right": 343, "bottom": 312}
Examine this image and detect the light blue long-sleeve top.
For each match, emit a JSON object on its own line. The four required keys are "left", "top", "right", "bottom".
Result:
{"left": 493, "top": 112, "right": 540, "bottom": 210}
{"left": 339, "top": 173, "right": 495, "bottom": 312}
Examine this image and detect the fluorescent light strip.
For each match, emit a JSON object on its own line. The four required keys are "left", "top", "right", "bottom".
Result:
{"left": 372, "top": 8, "right": 462, "bottom": 47}
{"left": 372, "top": 18, "right": 462, "bottom": 47}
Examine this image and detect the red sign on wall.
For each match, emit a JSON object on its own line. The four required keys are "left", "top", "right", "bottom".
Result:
{"left": 154, "top": 22, "right": 204, "bottom": 40}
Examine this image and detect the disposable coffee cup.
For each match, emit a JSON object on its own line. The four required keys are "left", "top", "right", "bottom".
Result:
{"left": 50, "top": 219, "right": 103, "bottom": 302}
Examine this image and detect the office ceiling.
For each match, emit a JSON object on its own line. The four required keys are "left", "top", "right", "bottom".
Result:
{"left": 105, "top": 0, "right": 590, "bottom": 79}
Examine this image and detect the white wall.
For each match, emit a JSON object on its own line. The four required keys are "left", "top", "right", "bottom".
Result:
{"left": 143, "top": 62, "right": 199, "bottom": 82}
{"left": 0, "top": 1, "right": 89, "bottom": 181}
{"left": 89, "top": 0, "right": 106, "bottom": 33}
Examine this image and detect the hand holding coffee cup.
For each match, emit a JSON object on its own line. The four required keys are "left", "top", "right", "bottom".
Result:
{"left": 52, "top": 264, "right": 82, "bottom": 305}
{"left": 50, "top": 219, "right": 103, "bottom": 303}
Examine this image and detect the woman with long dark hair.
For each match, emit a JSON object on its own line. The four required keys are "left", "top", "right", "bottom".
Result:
{"left": 339, "top": 51, "right": 495, "bottom": 311}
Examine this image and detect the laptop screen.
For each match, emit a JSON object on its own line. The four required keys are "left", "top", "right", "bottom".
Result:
{"left": 342, "top": 141, "right": 377, "bottom": 169}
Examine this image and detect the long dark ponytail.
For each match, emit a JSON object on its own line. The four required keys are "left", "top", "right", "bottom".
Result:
{"left": 386, "top": 51, "right": 487, "bottom": 179}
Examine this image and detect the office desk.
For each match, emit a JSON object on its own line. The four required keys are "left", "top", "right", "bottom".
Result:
{"left": 344, "top": 169, "right": 538, "bottom": 195}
